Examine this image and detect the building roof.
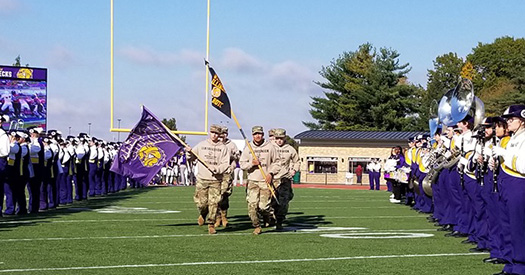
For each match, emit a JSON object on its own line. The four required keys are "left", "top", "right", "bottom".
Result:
{"left": 294, "top": 130, "right": 427, "bottom": 141}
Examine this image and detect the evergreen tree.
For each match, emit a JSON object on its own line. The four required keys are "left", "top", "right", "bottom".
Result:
{"left": 304, "top": 43, "right": 423, "bottom": 131}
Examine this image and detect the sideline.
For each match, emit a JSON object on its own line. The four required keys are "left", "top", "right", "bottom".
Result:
{"left": 0, "top": 253, "right": 486, "bottom": 273}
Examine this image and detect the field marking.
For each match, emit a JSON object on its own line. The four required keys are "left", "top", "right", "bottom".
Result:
{"left": 0, "top": 215, "right": 424, "bottom": 225}
{"left": 0, "top": 227, "right": 443, "bottom": 243}
{"left": 0, "top": 215, "right": 423, "bottom": 225}
{"left": 0, "top": 252, "right": 486, "bottom": 273}
{"left": 321, "top": 232, "right": 434, "bottom": 239}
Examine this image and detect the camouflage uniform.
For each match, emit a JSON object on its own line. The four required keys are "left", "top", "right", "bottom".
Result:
{"left": 189, "top": 125, "right": 230, "bottom": 234}
{"left": 240, "top": 126, "right": 279, "bottom": 234}
{"left": 215, "top": 126, "right": 239, "bottom": 227}
{"left": 271, "top": 128, "right": 299, "bottom": 229}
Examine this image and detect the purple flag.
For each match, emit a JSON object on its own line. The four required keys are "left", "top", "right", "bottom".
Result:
{"left": 110, "top": 106, "right": 182, "bottom": 185}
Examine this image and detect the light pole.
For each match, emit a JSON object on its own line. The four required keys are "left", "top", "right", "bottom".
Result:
{"left": 88, "top": 123, "right": 91, "bottom": 135}
{"left": 68, "top": 126, "right": 71, "bottom": 135}
{"left": 117, "top": 118, "right": 121, "bottom": 142}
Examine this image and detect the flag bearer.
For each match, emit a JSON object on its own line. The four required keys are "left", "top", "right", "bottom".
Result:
{"left": 187, "top": 124, "right": 230, "bottom": 234}
{"left": 239, "top": 126, "right": 279, "bottom": 235}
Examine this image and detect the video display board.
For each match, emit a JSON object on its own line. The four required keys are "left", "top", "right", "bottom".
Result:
{"left": 0, "top": 65, "right": 47, "bottom": 130}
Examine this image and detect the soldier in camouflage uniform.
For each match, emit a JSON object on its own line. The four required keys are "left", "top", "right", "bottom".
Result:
{"left": 240, "top": 126, "right": 279, "bottom": 235}
{"left": 214, "top": 126, "right": 239, "bottom": 228}
{"left": 272, "top": 128, "right": 299, "bottom": 230}
{"left": 186, "top": 124, "right": 230, "bottom": 234}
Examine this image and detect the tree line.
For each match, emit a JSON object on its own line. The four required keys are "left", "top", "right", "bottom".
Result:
{"left": 304, "top": 36, "right": 525, "bottom": 131}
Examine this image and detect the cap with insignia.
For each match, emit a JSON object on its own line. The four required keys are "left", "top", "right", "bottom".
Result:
{"left": 210, "top": 124, "right": 222, "bottom": 134}
{"left": 502, "top": 104, "right": 525, "bottom": 119}
{"left": 273, "top": 128, "right": 286, "bottom": 138}
{"left": 252, "top": 126, "right": 264, "bottom": 135}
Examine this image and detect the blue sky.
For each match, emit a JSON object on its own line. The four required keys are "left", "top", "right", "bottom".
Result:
{"left": 1, "top": 0, "right": 524, "bottom": 144}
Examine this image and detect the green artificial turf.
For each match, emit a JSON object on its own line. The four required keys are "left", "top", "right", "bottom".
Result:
{"left": 0, "top": 186, "right": 503, "bottom": 274}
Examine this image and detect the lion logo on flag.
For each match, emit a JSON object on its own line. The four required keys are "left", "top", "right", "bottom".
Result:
{"left": 138, "top": 143, "right": 164, "bottom": 167}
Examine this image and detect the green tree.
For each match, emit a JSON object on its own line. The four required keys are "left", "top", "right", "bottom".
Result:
{"left": 467, "top": 36, "right": 525, "bottom": 115}
{"left": 421, "top": 52, "right": 464, "bottom": 129}
{"left": 162, "top": 117, "right": 186, "bottom": 142}
{"left": 12, "top": 55, "right": 29, "bottom": 67}
{"left": 304, "top": 43, "right": 423, "bottom": 131}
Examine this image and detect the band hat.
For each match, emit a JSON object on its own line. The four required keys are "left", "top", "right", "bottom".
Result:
{"left": 210, "top": 124, "right": 222, "bottom": 134}
{"left": 501, "top": 104, "right": 525, "bottom": 119}
{"left": 252, "top": 126, "right": 264, "bottom": 134}
{"left": 273, "top": 128, "right": 286, "bottom": 138}
{"left": 481, "top": 116, "right": 505, "bottom": 126}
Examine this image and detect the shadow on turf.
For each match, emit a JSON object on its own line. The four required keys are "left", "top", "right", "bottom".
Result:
{"left": 0, "top": 187, "right": 155, "bottom": 232}
{"left": 159, "top": 211, "right": 332, "bottom": 233}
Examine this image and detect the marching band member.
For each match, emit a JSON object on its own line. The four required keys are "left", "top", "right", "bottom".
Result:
{"left": 492, "top": 105, "right": 525, "bottom": 275}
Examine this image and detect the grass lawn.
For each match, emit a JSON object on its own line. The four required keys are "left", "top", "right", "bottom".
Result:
{"left": 1, "top": 186, "right": 502, "bottom": 274}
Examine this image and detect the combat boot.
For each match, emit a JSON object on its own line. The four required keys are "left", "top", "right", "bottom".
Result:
{"left": 208, "top": 224, "right": 216, "bottom": 234}
{"left": 198, "top": 215, "right": 204, "bottom": 226}
{"left": 214, "top": 215, "right": 221, "bottom": 228}
{"left": 253, "top": 227, "right": 262, "bottom": 235}
{"left": 221, "top": 210, "right": 228, "bottom": 227}
{"left": 276, "top": 222, "right": 284, "bottom": 231}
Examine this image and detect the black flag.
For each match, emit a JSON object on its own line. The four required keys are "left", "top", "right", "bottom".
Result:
{"left": 206, "top": 62, "right": 231, "bottom": 118}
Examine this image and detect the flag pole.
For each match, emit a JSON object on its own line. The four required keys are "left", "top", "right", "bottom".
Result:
{"left": 230, "top": 110, "right": 279, "bottom": 204}
{"left": 154, "top": 107, "right": 212, "bottom": 172}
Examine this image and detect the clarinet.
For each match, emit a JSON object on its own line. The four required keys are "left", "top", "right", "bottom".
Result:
{"left": 459, "top": 137, "right": 465, "bottom": 190}
{"left": 476, "top": 129, "right": 485, "bottom": 185}
{"left": 492, "top": 125, "right": 499, "bottom": 193}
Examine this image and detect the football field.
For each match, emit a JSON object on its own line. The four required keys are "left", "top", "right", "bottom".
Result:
{"left": 1, "top": 186, "right": 501, "bottom": 274}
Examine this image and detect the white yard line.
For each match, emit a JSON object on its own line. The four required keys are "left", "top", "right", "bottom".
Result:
{"left": 0, "top": 253, "right": 486, "bottom": 273}
{"left": 0, "top": 215, "right": 423, "bottom": 225}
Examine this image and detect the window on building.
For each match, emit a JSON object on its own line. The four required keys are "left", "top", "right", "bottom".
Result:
{"left": 306, "top": 156, "right": 338, "bottom": 174}
{"left": 348, "top": 157, "right": 373, "bottom": 174}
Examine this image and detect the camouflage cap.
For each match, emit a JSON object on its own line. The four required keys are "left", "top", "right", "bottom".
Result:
{"left": 220, "top": 125, "right": 228, "bottom": 134}
{"left": 273, "top": 128, "right": 286, "bottom": 138}
{"left": 252, "top": 125, "right": 264, "bottom": 134}
{"left": 210, "top": 124, "right": 222, "bottom": 134}
{"left": 268, "top": 128, "right": 276, "bottom": 137}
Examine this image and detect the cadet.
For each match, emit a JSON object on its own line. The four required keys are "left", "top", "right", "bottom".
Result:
{"left": 240, "top": 126, "right": 279, "bottom": 235}
{"left": 187, "top": 124, "right": 230, "bottom": 234}
{"left": 214, "top": 125, "right": 239, "bottom": 228}
{"left": 272, "top": 128, "right": 299, "bottom": 230}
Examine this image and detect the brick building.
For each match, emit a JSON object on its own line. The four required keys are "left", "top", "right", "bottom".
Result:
{"left": 293, "top": 130, "right": 426, "bottom": 185}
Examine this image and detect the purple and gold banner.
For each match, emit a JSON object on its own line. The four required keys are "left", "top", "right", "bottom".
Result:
{"left": 0, "top": 65, "right": 47, "bottom": 130}
{"left": 0, "top": 66, "right": 47, "bottom": 81}
{"left": 110, "top": 106, "right": 182, "bottom": 185}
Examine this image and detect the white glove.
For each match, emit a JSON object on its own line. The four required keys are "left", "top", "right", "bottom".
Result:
{"left": 492, "top": 146, "right": 506, "bottom": 157}
{"left": 488, "top": 157, "right": 495, "bottom": 171}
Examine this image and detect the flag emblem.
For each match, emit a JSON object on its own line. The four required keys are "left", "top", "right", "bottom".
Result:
{"left": 138, "top": 143, "right": 165, "bottom": 167}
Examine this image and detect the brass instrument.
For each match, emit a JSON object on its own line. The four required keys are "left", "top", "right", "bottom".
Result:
{"left": 422, "top": 143, "right": 446, "bottom": 196}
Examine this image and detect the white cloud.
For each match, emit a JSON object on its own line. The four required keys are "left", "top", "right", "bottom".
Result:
{"left": 0, "top": 0, "right": 20, "bottom": 14}
{"left": 118, "top": 46, "right": 203, "bottom": 67}
{"left": 219, "top": 47, "right": 266, "bottom": 72}
{"left": 46, "top": 45, "right": 75, "bottom": 69}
